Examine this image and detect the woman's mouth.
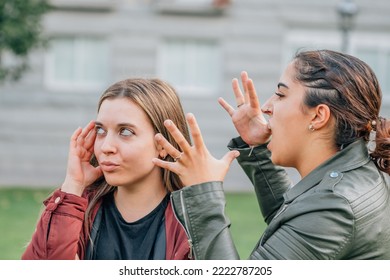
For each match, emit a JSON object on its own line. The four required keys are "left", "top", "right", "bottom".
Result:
{"left": 100, "top": 161, "right": 120, "bottom": 172}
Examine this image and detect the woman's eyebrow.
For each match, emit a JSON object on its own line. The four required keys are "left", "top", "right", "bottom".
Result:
{"left": 95, "top": 121, "right": 137, "bottom": 128}
{"left": 277, "top": 82, "right": 289, "bottom": 89}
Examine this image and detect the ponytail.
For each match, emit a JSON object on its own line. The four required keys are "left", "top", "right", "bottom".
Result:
{"left": 370, "top": 117, "right": 390, "bottom": 175}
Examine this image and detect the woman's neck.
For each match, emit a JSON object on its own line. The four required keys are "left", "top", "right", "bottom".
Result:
{"left": 297, "top": 140, "right": 338, "bottom": 178}
{"left": 114, "top": 180, "right": 167, "bottom": 223}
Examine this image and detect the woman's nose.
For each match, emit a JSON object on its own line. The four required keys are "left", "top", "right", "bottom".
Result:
{"left": 100, "top": 134, "right": 117, "bottom": 154}
{"left": 261, "top": 99, "right": 273, "bottom": 115}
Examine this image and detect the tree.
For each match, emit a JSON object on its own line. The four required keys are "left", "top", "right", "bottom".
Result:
{"left": 0, "top": 0, "right": 49, "bottom": 82}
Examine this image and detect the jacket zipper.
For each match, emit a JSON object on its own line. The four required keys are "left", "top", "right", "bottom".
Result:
{"left": 170, "top": 192, "right": 195, "bottom": 259}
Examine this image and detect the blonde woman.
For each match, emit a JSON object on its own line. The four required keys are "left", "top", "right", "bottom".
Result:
{"left": 23, "top": 78, "right": 192, "bottom": 260}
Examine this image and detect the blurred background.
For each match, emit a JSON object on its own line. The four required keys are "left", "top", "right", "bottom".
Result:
{"left": 0, "top": 0, "right": 390, "bottom": 259}
{"left": 1, "top": 0, "right": 390, "bottom": 190}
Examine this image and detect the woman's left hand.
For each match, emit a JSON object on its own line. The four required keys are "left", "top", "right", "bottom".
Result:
{"left": 152, "top": 113, "right": 240, "bottom": 187}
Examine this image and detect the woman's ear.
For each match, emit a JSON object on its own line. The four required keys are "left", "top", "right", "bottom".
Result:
{"left": 310, "top": 104, "right": 331, "bottom": 130}
{"left": 157, "top": 144, "right": 167, "bottom": 159}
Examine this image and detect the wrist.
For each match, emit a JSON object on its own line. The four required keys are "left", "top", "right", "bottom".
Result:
{"left": 61, "top": 179, "right": 85, "bottom": 197}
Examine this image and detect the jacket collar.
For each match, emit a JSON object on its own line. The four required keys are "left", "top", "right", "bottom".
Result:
{"left": 283, "top": 139, "right": 371, "bottom": 203}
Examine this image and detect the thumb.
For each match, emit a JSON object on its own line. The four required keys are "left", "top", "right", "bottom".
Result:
{"left": 93, "top": 166, "right": 103, "bottom": 179}
{"left": 221, "top": 150, "right": 240, "bottom": 166}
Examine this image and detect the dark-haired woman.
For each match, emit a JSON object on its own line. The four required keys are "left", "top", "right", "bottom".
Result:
{"left": 153, "top": 50, "right": 390, "bottom": 259}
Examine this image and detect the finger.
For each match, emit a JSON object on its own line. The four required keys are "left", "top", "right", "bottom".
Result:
{"left": 222, "top": 150, "right": 240, "bottom": 166}
{"left": 164, "top": 119, "right": 192, "bottom": 154}
{"left": 186, "top": 113, "right": 205, "bottom": 151}
{"left": 218, "top": 97, "right": 235, "bottom": 116}
{"left": 80, "top": 121, "right": 95, "bottom": 138}
{"left": 232, "top": 78, "right": 245, "bottom": 106}
{"left": 77, "top": 121, "right": 95, "bottom": 146}
{"left": 155, "top": 133, "right": 182, "bottom": 160}
{"left": 247, "top": 79, "right": 261, "bottom": 109}
{"left": 152, "top": 157, "right": 179, "bottom": 174}
{"left": 241, "top": 71, "right": 250, "bottom": 102}
{"left": 84, "top": 125, "right": 97, "bottom": 151}
{"left": 70, "top": 127, "right": 82, "bottom": 149}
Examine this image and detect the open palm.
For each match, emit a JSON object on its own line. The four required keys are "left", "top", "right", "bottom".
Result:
{"left": 219, "top": 71, "right": 271, "bottom": 146}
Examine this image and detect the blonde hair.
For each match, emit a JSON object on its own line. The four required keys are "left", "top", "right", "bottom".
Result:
{"left": 82, "top": 78, "right": 190, "bottom": 251}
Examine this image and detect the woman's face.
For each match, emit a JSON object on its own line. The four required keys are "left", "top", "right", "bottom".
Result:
{"left": 263, "top": 61, "right": 314, "bottom": 168}
{"left": 94, "top": 97, "right": 161, "bottom": 188}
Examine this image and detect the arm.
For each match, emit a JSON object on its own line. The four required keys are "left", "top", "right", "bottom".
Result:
{"left": 22, "top": 189, "right": 87, "bottom": 260}
{"left": 228, "top": 137, "right": 292, "bottom": 224}
{"left": 23, "top": 121, "right": 102, "bottom": 259}
{"left": 171, "top": 182, "right": 240, "bottom": 260}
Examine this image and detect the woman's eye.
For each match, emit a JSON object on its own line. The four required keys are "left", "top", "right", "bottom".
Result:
{"left": 96, "top": 127, "right": 105, "bottom": 136}
{"left": 274, "top": 92, "right": 285, "bottom": 98}
{"left": 120, "top": 128, "right": 134, "bottom": 136}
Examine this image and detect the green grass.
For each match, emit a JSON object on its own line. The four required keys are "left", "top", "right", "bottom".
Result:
{"left": 0, "top": 187, "right": 266, "bottom": 260}
{"left": 0, "top": 187, "right": 54, "bottom": 260}
{"left": 226, "top": 192, "right": 266, "bottom": 258}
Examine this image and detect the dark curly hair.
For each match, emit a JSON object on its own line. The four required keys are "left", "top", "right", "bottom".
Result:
{"left": 293, "top": 49, "right": 389, "bottom": 174}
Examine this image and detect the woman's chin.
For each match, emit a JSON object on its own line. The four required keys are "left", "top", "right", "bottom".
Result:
{"left": 266, "top": 140, "right": 272, "bottom": 152}
{"left": 103, "top": 175, "right": 121, "bottom": 187}
{"left": 267, "top": 141, "right": 279, "bottom": 165}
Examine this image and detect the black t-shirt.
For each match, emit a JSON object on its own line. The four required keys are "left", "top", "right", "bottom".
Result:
{"left": 90, "top": 192, "right": 169, "bottom": 260}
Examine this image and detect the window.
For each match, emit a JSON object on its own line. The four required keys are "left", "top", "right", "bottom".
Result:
{"left": 282, "top": 30, "right": 340, "bottom": 68}
{"left": 158, "top": 38, "right": 221, "bottom": 96}
{"left": 154, "top": 0, "right": 230, "bottom": 16}
{"left": 45, "top": 36, "right": 109, "bottom": 91}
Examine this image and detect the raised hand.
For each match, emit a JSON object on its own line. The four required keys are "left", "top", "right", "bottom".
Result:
{"left": 61, "top": 121, "right": 102, "bottom": 196}
{"left": 218, "top": 71, "right": 271, "bottom": 146}
{"left": 152, "top": 113, "right": 240, "bottom": 187}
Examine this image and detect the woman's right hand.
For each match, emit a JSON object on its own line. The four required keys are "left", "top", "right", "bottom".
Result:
{"left": 218, "top": 71, "right": 271, "bottom": 146}
{"left": 152, "top": 113, "right": 239, "bottom": 187}
{"left": 61, "top": 121, "right": 102, "bottom": 196}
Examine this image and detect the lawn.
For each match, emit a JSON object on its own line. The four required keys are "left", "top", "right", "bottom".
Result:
{"left": 0, "top": 187, "right": 266, "bottom": 260}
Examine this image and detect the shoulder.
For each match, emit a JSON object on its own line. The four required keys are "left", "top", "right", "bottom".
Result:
{"left": 327, "top": 161, "right": 388, "bottom": 206}
{"left": 301, "top": 160, "right": 390, "bottom": 231}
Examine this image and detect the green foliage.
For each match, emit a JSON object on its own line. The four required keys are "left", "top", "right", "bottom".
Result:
{"left": 0, "top": 188, "right": 266, "bottom": 260}
{"left": 0, "top": 0, "right": 50, "bottom": 81}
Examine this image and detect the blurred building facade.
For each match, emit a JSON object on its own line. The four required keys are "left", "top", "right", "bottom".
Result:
{"left": 1, "top": 0, "right": 389, "bottom": 190}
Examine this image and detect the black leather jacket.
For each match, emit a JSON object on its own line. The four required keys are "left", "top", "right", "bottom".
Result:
{"left": 171, "top": 138, "right": 390, "bottom": 259}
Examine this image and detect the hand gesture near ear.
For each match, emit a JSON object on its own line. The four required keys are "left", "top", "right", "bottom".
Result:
{"left": 152, "top": 113, "right": 240, "bottom": 187}
{"left": 218, "top": 71, "right": 271, "bottom": 146}
{"left": 61, "top": 121, "right": 103, "bottom": 196}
